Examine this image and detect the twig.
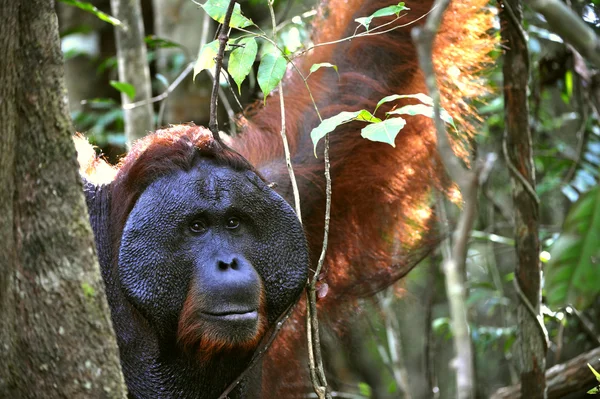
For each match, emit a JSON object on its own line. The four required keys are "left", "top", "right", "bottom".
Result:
{"left": 380, "top": 289, "right": 413, "bottom": 398}
{"left": 216, "top": 69, "right": 239, "bottom": 134}
{"left": 567, "top": 305, "right": 600, "bottom": 346}
{"left": 292, "top": 8, "right": 435, "bottom": 60}
{"left": 123, "top": 62, "right": 193, "bottom": 111}
{"left": 217, "top": 299, "right": 301, "bottom": 398}
{"left": 561, "top": 107, "right": 588, "bottom": 185}
{"left": 267, "top": 0, "right": 303, "bottom": 222}
{"left": 305, "top": 129, "right": 332, "bottom": 399}
{"left": 502, "top": 138, "right": 540, "bottom": 205}
{"left": 511, "top": 277, "right": 549, "bottom": 351}
{"left": 208, "top": 0, "right": 236, "bottom": 141}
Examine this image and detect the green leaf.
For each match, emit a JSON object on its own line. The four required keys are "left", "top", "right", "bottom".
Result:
{"left": 229, "top": 37, "right": 258, "bottom": 94}
{"left": 546, "top": 187, "right": 600, "bottom": 309}
{"left": 375, "top": 93, "right": 434, "bottom": 113}
{"left": 58, "top": 0, "right": 123, "bottom": 27}
{"left": 387, "top": 103, "right": 455, "bottom": 127}
{"left": 145, "top": 35, "right": 185, "bottom": 50}
{"left": 589, "top": 363, "right": 600, "bottom": 382}
{"left": 432, "top": 317, "right": 451, "bottom": 335}
{"left": 194, "top": 40, "right": 219, "bottom": 80}
{"left": 201, "top": 0, "right": 253, "bottom": 28}
{"left": 355, "top": 3, "right": 408, "bottom": 31}
{"left": 310, "top": 110, "right": 379, "bottom": 155}
{"left": 361, "top": 117, "right": 406, "bottom": 146}
{"left": 355, "top": 109, "right": 381, "bottom": 123}
{"left": 110, "top": 81, "right": 136, "bottom": 101}
{"left": 358, "top": 382, "right": 372, "bottom": 397}
{"left": 257, "top": 53, "right": 287, "bottom": 100}
{"left": 258, "top": 40, "right": 277, "bottom": 59}
{"left": 308, "top": 62, "right": 338, "bottom": 77}
{"left": 565, "top": 70, "right": 573, "bottom": 99}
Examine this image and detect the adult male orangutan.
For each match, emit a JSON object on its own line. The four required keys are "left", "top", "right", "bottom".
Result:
{"left": 77, "top": 0, "right": 493, "bottom": 397}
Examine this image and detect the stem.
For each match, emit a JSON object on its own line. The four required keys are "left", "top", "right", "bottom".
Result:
{"left": 208, "top": 0, "right": 236, "bottom": 139}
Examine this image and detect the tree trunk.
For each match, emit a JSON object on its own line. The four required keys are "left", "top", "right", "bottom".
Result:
{"left": 500, "top": 1, "right": 547, "bottom": 397}
{"left": 111, "top": 0, "right": 154, "bottom": 144}
{"left": 151, "top": 0, "right": 212, "bottom": 127}
{"left": 0, "top": 0, "right": 127, "bottom": 397}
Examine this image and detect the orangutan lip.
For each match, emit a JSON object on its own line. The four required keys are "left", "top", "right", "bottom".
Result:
{"left": 200, "top": 310, "right": 258, "bottom": 321}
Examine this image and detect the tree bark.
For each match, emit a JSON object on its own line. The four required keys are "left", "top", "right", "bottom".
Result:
{"left": 0, "top": 0, "right": 127, "bottom": 397}
{"left": 500, "top": 1, "right": 547, "bottom": 398}
{"left": 111, "top": 0, "right": 154, "bottom": 144}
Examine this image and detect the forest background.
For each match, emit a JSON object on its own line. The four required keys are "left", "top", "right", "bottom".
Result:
{"left": 2, "top": 0, "right": 600, "bottom": 398}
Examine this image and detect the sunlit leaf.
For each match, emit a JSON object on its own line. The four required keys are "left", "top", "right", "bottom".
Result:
{"left": 229, "top": 37, "right": 258, "bottom": 93}
{"left": 361, "top": 117, "right": 406, "bottom": 146}
{"left": 589, "top": 363, "right": 600, "bottom": 382}
{"left": 546, "top": 187, "right": 600, "bottom": 309}
{"left": 193, "top": 40, "right": 219, "bottom": 80}
{"left": 308, "top": 62, "right": 338, "bottom": 77}
{"left": 201, "top": 0, "right": 253, "bottom": 28}
{"left": 375, "top": 93, "right": 433, "bottom": 113}
{"left": 565, "top": 70, "right": 573, "bottom": 99}
{"left": 310, "top": 110, "right": 379, "bottom": 155}
{"left": 387, "top": 103, "right": 455, "bottom": 127}
{"left": 58, "top": 0, "right": 123, "bottom": 27}
{"left": 257, "top": 53, "right": 287, "bottom": 100}
{"left": 358, "top": 382, "right": 372, "bottom": 397}
{"left": 110, "top": 81, "right": 136, "bottom": 101}
{"left": 355, "top": 2, "right": 408, "bottom": 31}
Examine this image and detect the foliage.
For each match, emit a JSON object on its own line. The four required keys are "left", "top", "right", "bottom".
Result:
{"left": 310, "top": 93, "right": 454, "bottom": 152}
{"left": 257, "top": 52, "right": 287, "bottom": 99}
{"left": 546, "top": 187, "right": 600, "bottom": 309}
{"left": 200, "top": 0, "right": 254, "bottom": 28}
{"left": 59, "top": 0, "right": 122, "bottom": 27}
{"left": 588, "top": 363, "right": 600, "bottom": 394}
{"left": 355, "top": 2, "right": 408, "bottom": 31}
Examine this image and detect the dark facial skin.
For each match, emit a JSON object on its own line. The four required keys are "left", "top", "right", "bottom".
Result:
{"left": 111, "top": 159, "right": 308, "bottom": 398}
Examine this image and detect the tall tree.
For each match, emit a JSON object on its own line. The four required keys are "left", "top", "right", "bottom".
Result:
{"left": 111, "top": 0, "right": 154, "bottom": 144}
{"left": 0, "top": 0, "right": 127, "bottom": 397}
{"left": 500, "top": 0, "right": 547, "bottom": 397}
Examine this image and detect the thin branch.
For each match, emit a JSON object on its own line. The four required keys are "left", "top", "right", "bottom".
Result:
{"left": 305, "top": 129, "right": 332, "bottom": 399}
{"left": 217, "top": 299, "right": 301, "bottom": 399}
{"left": 123, "top": 62, "right": 193, "bottom": 111}
{"left": 268, "top": 0, "right": 330, "bottom": 394}
{"left": 561, "top": 107, "right": 588, "bottom": 185}
{"left": 208, "top": 0, "right": 236, "bottom": 140}
{"left": 292, "top": 8, "right": 435, "bottom": 61}
{"left": 380, "top": 289, "right": 413, "bottom": 398}
{"left": 266, "top": 0, "right": 303, "bottom": 222}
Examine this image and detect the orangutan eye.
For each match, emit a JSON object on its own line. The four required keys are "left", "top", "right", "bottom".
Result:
{"left": 226, "top": 217, "right": 240, "bottom": 230}
{"left": 189, "top": 221, "right": 206, "bottom": 234}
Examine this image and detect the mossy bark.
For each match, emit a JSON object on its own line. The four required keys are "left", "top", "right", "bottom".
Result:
{"left": 0, "top": 0, "right": 127, "bottom": 397}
